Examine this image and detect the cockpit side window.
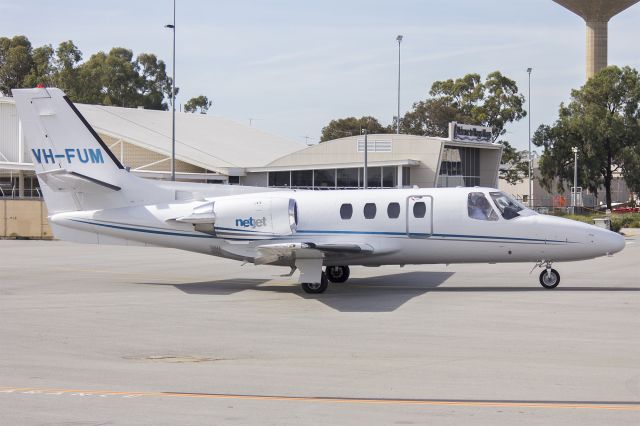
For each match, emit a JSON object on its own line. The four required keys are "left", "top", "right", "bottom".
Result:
{"left": 467, "top": 192, "right": 499, "bottom": 221}
{"left": 490, "top": 192, "right": 525, "bottom": 220}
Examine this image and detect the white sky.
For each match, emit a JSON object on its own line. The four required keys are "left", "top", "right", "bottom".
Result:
{"left": 1, "top": 0, "right": 639, "bottom": 150}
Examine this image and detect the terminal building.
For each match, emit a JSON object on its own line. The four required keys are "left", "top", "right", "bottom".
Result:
{"left": 0, "top": 97, "right": 502, "bottom": 237}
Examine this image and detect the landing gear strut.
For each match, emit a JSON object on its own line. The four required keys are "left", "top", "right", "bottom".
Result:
{"left": 325, "top": 265, "right": 350, "bottom": 283}
{"left": 537, "top": 261, "right": 560, "bottom": 289}
{"left": 301, "top": 272, "right": 328, "bottom": 294}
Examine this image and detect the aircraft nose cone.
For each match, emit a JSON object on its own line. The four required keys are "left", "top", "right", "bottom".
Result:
{"left": 596, "top": 229, "right": 625, "bottom": 255}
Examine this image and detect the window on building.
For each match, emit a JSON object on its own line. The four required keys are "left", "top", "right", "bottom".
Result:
{"left": 337, "top": 168, "right": 359, "bottom": 188}
{"left": 468, "top": 192, "right": 499, "bottom": 221}
{"left": 402, "top": 167, "right": 411, "bottom": 187}
{"left": 268, "top": 171, "right": 290, "bottom": 187}
{"left": 314, "top": 169, "right": 336, "bottom": 188}
{"left": 340, "top": 203, "right": 353, "bottom": 219}
{"left": 437, "top": 146, "right": 481, "bottom": 188}
{"left": 413, "top": 202, "right": 427, "bottom": 218}
{"left": 228, "top": 176, "right": 240, "bottom": 184}
{"left": 291, "top": 170, "right": 313, "bottom": 187}
{"left": 382, "top": 167, "right": 396, "bottom": 187}
{"left": 367, "top": 167, "right": 382, "bottom": 188}
{"left": 363, "top": 203, "right": 377, "bottom": 219}
{"left": 387, "top": 202, "right": 400, "bottom": 218}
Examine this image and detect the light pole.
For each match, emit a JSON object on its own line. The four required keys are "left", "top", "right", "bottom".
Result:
{"left": 396, "top": 35, "right": 403, "bottom": 134}
{"left": 526, "top": 67, "right": 532, "bottom": 207}
{"left": 362, "top": 128, "right": 368, "bottom": 189}
{"left": 165, "top": 0, "right": 176, "bottom": 181}
{"left": 572, "top": 146, "right": 578, "bottom": 214}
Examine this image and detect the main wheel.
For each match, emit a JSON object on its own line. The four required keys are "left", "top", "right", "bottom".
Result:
{"left": 325, "top": 265, "right": 350, "bottom": 283}
{"left": 539, "top": 269, "right": 560, "bottom": 289}
{"left": 301, "top": 272, "right": 328, "bottom": 294}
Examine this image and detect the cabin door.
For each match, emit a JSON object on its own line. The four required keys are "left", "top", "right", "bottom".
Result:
{"left": 406, "top": 195, "right": 433, "bottom": 238}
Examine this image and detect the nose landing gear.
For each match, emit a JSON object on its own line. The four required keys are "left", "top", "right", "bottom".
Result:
{"left": 534, "top": 261, "right": 560, "bottom": 289}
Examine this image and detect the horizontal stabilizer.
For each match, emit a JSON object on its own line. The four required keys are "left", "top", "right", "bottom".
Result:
{"left": 37, "top": 169, "right": 121, "bottom": 193}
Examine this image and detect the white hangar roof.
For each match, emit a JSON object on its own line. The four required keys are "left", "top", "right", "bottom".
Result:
{"left": 75, "top": 104, "right": 304, "bottom": 172}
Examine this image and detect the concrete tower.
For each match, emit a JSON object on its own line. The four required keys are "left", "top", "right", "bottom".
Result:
{"left": 553, "top": 0, "right": 639, "bottom": 78}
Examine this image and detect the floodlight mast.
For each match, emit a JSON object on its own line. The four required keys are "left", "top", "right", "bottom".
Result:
{"left": 165, "top": 0, "right": 176, "bottom": 181}
{"left": 572, "top": 146, "right": 579, "bottom": 214}
{"left": 396, "top": 35, "right": 403, "bottom": 135}
{"left": 527, "top": 67, "right": 532, "bottom": 207}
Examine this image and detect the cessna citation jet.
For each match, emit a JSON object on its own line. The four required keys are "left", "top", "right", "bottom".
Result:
{"left": 13, "top": 88, "right": 625, "bottom": 294}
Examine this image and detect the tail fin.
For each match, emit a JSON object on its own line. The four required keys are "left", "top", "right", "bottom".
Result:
{"left": 12, "top": 87, "right": 167, "bottom": 214}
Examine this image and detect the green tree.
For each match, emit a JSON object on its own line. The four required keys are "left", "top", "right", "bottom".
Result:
{"left": 23, "top": 44, "right": 54, "bottom": 88}
{"left": 399, "top": 71, "right": 526, "bottom": 142}
{"left": 500, "top": 142, "right": 532, "bottom": 185}
{"left": 136, "top": 53, "right": 172, "bottom": 110}
{"left": 51, "top": 40, "right": 83, "bottom": 98}
{"left": 400, "top": 71, "right": 528, "bottom": 184}
{"left": 184, "top": 95, "right": 212, "bottom": 114}
{"left": 533, "top": 66, "right": 640, "bottom": 209}
{"left": 0, "top": 35, "right": 33, "bottom": 95}
{"left": 320, "top": 116, "right": 389, "bottom": 142}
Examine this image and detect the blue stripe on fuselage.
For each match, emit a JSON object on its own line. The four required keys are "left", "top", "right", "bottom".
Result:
{"left": 67, "top": 219, "right": 568, "bottom": 244}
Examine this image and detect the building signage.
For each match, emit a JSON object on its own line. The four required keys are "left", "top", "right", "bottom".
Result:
{"left": 449, "top": 122, "right": 493, "bottom": 143}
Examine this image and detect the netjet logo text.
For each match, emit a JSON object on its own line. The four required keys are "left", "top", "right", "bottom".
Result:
{"left": 235, "top": 216, "right": 267, "bottom": 228}
{"left": 31, "top": 148, "right": 104, "bottom": 164}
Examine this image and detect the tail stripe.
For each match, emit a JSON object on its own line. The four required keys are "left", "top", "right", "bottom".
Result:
{"left": 63, "top": 96, "right": 124, "bottom": 169}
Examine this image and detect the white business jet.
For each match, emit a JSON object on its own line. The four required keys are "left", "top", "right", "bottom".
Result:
{"left": 12, "top": 88, "right": 625, "bottom": 294}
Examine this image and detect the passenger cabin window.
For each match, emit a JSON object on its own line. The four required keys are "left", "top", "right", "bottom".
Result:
{"left": 363, "top": 203, "right": 377, "bottom": 219}
{"left": 413, "top": 201, "right": 426, "bottom": 218}
{"left": 340, "top": 203, "right": 353, "bottom": 220}
{"left": 467, "top": 192, "right": 499, "bottom": 221}
{"left": 387, "top": 202, "right": 400, "bottom": 219}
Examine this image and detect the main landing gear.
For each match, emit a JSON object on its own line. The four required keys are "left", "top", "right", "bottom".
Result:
{"left": 325, "top": 265, "right": 350, "bottom": 283}
{"left": 301, "top": 272, "right": 328, "bottom": 294}
{"left": 535, "top": 261, "right": 560, "bottom": 289}
{"left": 298, "top": 263, "right": 351, "bottom": 294}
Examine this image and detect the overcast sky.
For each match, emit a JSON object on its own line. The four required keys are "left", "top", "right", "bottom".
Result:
{"left": 2, "top": 0, "right": 639, "bottom": 150}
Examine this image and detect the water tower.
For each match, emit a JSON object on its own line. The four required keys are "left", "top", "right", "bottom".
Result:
{"left": 553, "top": 0, "right": 639, "bottom": 78}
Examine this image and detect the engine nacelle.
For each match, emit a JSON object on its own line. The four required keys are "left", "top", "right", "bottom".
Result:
{"left": 184, "top": 197, "right": 298, "bottom": 240}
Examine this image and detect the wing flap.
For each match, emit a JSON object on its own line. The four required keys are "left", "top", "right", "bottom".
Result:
{"left": 255, "top": 242, "right": 374, "bottom": 265}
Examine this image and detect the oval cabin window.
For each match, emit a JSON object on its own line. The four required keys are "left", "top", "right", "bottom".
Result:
{"left": 387, "top": 202, "right": 400, "bottom": 219}
{"left": 413, "top": 202, "right": 426, "bottom": 218}
{"left": 364, "top": 203, "right": 377, "bottom": 219}
{"left": 340, "top": 203, "right": 353, "bottom": 220}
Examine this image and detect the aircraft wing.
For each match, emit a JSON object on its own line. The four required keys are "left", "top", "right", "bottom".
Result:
{"left": 255, "top": 242, "right": 374, "bottom": 265}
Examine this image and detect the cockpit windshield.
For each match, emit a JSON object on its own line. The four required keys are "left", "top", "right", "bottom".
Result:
{"left": 490, "top": 191, "right": 527, "bottom": 220}
{"left": 467, "top": 192, "right": 499, "bottom": 221}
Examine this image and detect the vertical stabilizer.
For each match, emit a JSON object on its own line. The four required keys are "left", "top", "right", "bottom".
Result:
{"left": 12, "top": 87, "right": 169, "bottom": 214}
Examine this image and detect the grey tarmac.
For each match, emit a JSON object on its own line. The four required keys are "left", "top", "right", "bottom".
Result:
{"left": 0, "top": 237, "right": 639, "bottom": 425}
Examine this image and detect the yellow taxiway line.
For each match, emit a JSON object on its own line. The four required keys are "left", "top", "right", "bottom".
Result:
{"left": 1, "top": 387, "right": 639, "bottom": 411}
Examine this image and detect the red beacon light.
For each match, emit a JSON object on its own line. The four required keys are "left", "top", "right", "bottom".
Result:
{"left": 36, "top": 84, "right": 45, "bottom": 88}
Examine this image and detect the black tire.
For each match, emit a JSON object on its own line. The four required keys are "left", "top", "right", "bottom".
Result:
{"left": 301, "top": 272, "right": 328, "bottom": 294}
{"left": 539, "top": 269, "right": 560, "bottom": 289}
{"left": 326, "top": 265, "right": 350, "bottom": 283}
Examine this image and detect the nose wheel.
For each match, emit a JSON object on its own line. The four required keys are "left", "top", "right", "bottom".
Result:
{"left": 539, "top": 266, "right": 560, "bottom": 289}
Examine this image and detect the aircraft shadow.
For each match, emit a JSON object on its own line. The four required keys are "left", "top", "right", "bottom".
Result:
{"left": 138, "top": 271, "right": 454, "bottom": 312}
{"left": 137, "top": 272, "right": 640, "bottom": 313}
